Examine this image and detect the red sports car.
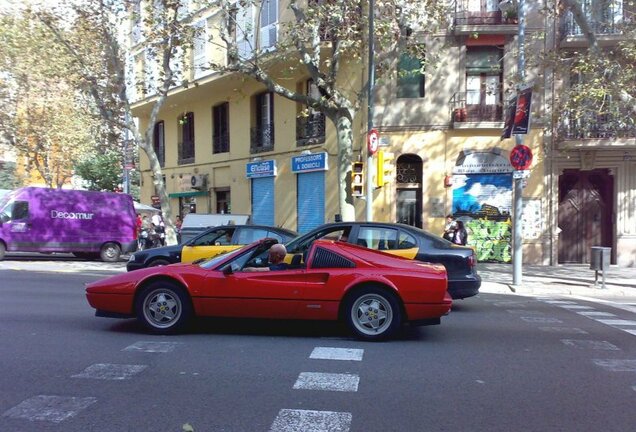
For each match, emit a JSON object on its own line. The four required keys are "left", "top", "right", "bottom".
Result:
{"left": 86, "top": 239, "right": 452, "bottom": 341}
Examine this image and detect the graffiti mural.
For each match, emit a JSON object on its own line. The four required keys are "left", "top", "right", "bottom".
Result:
{"left": 452, "top": 173, "right": 513, "bottom": 263}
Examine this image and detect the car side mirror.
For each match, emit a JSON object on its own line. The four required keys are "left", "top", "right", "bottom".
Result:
{"left": 223, "top": 266, "right": 233, "bottom": 276}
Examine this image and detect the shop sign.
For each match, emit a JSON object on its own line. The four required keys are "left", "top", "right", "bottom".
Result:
{"left": 292, "top": 152, "right": 328, "bottom": 173}
{"left": 246, "top": 160, "right": 277, "bottom": 178}
{"left": 452, "top": 150, "right": 513, "bottom": 174}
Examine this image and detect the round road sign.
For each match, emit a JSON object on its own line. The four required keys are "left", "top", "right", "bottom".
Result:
{"left": 509, "top": 145, "right": 533, "bottom": 170}
{"left": 367, "top": 129, "right": 379, "bottom": 155}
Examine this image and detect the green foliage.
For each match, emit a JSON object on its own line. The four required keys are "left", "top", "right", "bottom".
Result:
{"left": 74, "top": 151, "right": 123, "bottom": 192}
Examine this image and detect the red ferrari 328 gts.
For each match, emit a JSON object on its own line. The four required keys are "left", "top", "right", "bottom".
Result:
{"left": 86, "top": 239, "right": 452, "bottom": 341}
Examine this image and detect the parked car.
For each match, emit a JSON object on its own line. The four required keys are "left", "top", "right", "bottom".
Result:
{"left": 87, "top": 238, "right": 452, "bottom": 340}
{"left": 284, "top": 222, "right": 481, "bottom": 299}
{"left": 0, "top": 187, "right": 137, "bottom": 262}
{"left": 179, "top": 213, "right": 250, "bottom": 244}
{"left": 126, "top": 224, "right": 297, "bottom": 271}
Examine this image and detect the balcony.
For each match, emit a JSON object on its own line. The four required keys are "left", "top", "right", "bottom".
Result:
{"left": 250, "top": 124, "right": 275, "bottom": 153}
{"left": 560, "top": 2, "right": 628, "bottom": 47}
{"left": 452, "top": 0, "right": 518, "bottom": 35}
{"left": 296, "top": 113, "right": 326, "bottom": 146}
{"left": 561, "top": 111, "right": 636, "bottom": 141}
{"left": 213, "top": 131, "right": 230, "bottom": 154}
{"left": 451, "top": 89, "right": 504, "bottom": 129}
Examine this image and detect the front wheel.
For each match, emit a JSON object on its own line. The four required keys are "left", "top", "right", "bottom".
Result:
{"left": 100, "top": 242, "right": 121, "bottom": 262}
{"left": 344, "top": 287, "right": 402, "bottom": 341}
{"left": 135, "top": 281, "right": 193, "bottom": 334}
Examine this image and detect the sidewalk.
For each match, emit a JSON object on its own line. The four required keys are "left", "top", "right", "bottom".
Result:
{"left": 477, "top": 263, "right": 636, "bottom": 299}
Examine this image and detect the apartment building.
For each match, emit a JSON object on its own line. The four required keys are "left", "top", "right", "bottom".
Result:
{"left": 129, "top": 0, "right": 635, "bottom": 266}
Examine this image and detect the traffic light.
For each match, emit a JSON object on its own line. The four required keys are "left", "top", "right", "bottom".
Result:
{"left": 375, "top": 150, "right": 395, "bottom": 188}
{"left": 351, "top": 162, "right": 364, "bottom": 197}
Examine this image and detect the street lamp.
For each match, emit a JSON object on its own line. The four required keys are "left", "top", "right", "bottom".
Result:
{"left": 500, "top": 0, "right": 525, "bottom": 287}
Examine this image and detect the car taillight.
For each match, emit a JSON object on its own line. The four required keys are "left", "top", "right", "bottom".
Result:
{"left": 467, "top": 254, "right": 476, "bottom": 267}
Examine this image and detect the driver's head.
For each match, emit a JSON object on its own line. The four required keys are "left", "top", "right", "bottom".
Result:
{"left": 268, "top": 243, "right": 287, "bottom": 264}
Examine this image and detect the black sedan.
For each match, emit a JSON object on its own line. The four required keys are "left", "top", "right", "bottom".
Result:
{"left": 127, "top": 225, "right": 298, "bottom": 271}
{"left": 284, "top": 222, "right": 481, "bottom": 299}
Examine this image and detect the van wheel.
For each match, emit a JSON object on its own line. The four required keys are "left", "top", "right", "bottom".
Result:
{"left": 0, "top": 242, "right": 5, "bottom": 260}
{"left": 100, "top": 243, "right": 121, "bottom": 262}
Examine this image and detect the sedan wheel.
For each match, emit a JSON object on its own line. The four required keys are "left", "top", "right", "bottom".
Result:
{"left": 136, "top": 282, "right": 192, "bottom": 334}
{"left": 345, "top": 288, "right": 402, "bottom": 341}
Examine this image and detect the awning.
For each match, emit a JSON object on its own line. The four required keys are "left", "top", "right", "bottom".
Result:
{"left": 168, "top": 191, "right": 208, "bottom": 198}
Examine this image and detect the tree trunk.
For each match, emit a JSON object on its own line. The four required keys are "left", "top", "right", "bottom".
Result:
{"left": 334, "top": 112, "right": 355, "bottom": 221}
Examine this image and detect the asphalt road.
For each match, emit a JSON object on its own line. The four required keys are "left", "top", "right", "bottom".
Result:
{"left": 1, "top": 257, "right": 636, "bottom": 432}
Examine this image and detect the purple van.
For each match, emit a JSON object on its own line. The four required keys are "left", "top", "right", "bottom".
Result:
{"left": 0, "top": 187, "right": 137, "bottom": 262}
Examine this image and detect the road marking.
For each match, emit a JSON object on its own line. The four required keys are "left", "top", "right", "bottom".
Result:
{"left": 293, "top": 372, "right": 360, "bottom": 392}
{"left": 270, "top": 409, "right": 352, "bottom": 432}
{"left": 310, "top": 347, "right": 363, "bottom": 361}
{"left": 507, "top": 309, "right": 544, "bottom": 315}
{"left": 593, "top": 359, "right": 636, "bottom": 372}
{"left": 520, "top": 317, "right": 563, "bottom": 324}
{"left": 3, "top": 395, "right": 97, "bottom": 423}
{"left": 123, "top": 341, "right": 183, "bottom": 353}
{"left": 538, "top": 327, "right": 588, "bottom": 334}
{"left": 558, "top": 305, "right": 595, "bottom": 310}
{"left": 543, "top": 300, "right": 577, "bottom": 305}
{"left": 72, "top": 363, "right": 147, "bottom": 380}
{"left": 624, "top": 329, "right": 636, "bottom": 336}
{"left": 596, "top": 319, "right": 636, "bottom": 326}
{"left": 577, "top": 311, "right": 617, "bottom": 317}
{"left": 560, "top": 339, "right": 620, "bottom": 350}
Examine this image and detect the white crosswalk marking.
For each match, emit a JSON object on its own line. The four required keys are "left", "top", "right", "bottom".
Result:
{"left": 558, "top": 305, "right": 594, "bottom": 310}
{"left": 72, "top": 364, "right": 147, "bottom": 380}
{"left": 310, "top": 347, "right": 363, "bottom": 361}
{"left": 293, "top": 372, "right": 359, "bottom": 392}
{"left": 123, "top": 341, "right": 183, "bottom": 353}
{"left": 538, "top": 327, "right": 588, "bottom": 334}
{"left": 270, "top": 409, "right": 352, "bottom": 432}
{"left": 521, "top": 316, "right": 563, "bottom": 324}
{"left": 3, "top": 395, "right": 97, "bottom": 423}
{"left": 560, "top": 339, "right": 620, "bottom": 350}
{"left": 596, "top": 319, "right": 636, "bottom": 326}
{"left": 577, "top": 311, "right": 616, "bottom": 317}
{"left": 593, "top": 359, "right": 636, "bottom": 372}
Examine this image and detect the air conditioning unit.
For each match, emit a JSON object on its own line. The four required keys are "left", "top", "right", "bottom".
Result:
{"left": 190, "top": 174, "right": 207, "bottom": 190}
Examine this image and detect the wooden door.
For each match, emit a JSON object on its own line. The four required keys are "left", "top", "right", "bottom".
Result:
{"left": 558, "top": 169, "right": 613, "bottom": 264}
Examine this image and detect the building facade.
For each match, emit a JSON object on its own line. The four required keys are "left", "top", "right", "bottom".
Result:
{"left": 129, "top": 0, "right": 635, "bottom": 266}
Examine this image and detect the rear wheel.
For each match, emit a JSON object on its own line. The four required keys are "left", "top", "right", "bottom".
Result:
{"left": 344, "top": 287, "right": 402, "bottom": 341}
{"left": 135, "top": 281, "right": 192, "bottom": 334}
{"left": 100, "top": 242, "right": 121, "bottom": 262}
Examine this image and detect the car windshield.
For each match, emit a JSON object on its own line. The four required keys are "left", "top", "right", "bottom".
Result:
{"left": 198, "top": 247, "right": 245, "bottom": 269}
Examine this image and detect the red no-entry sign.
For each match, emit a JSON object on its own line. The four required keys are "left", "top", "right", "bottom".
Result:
{"left": 510, "top": 145, "right": 533, "bottom": 170}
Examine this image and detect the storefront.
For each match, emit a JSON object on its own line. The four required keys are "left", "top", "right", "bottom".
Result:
{"left": 292, "top": 152, "right": 328, "bottom": 233}
{"left": 246, "top": 160, "right": 277, "bottom": 226}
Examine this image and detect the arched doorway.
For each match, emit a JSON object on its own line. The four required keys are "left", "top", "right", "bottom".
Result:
{"left": 396, "top": 154, "right": 423, "bottom": 228}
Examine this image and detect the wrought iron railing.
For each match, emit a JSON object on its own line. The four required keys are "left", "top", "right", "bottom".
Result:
{"left": 562, "top": 2, "right": 625, "bottom": 36}
{"left": 213, "top": 131, "right": 230, "bottom": 154}
{"left": 561, "top": 111, "right": 636, "bottom": 139}
{"left": 451, "top": 89, "right": 504, "bottom": 122}
{"left": 250, "top": 124, "right": 275, "bottom": 153}
{"left": 452, "top": 0, "right": 507, "bottom": 26}
{"left": 296, "top": 113, "right": 326, "bottom": 146}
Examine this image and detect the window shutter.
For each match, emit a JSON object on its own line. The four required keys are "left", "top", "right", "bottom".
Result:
{"left": 193, "top": 20, "right": 207, "bottom": 78}
{"left": 237, "top": 3, "right": 254, "bottom": 60}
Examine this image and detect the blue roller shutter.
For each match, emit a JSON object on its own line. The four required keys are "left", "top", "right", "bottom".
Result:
{"left": 297, "top": 171, "right": 324, "bottom": 233}
{"left": 251, "top": 177, "right": 274, "bottom": 226}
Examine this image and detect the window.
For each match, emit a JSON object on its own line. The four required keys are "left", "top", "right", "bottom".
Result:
{"left": 358, "top": 226, "right": 402, "bottom": 250}
{"left": 192, "top": 228, "right": 234, "bottom": 246}
{"left": 131, "top": 0, "right": 142, "bottom": 44}
{"left": 12, "top": 201, "right": 29, "bottom": 220}
{"left": 311, "top": 247, "right": 355, "bottom": 269}
{"left": 216, "top": 190, "right": 230, "bottom": 213}
{"left": 236, "top": 2, "right": 254, "bottom": 60}
{"left": 251, "top": 92, "right": 274, "bottom": 152}
{"left": 153, "top": 121, "right": 165, "bottom": 167}
{"left": 465, "top": 46, "right": 503, "bottom": 121}
{"left": 213, "top": 102, "right": 230, "bottom": 153}
{"left": 297, "top": 79, "right": 326, "bottom": 145}
{"left": 397, "top": 53, "right": 425, "bottom": 98}
{"left": 260, "top": 0, "right": 278, "bottom": 50}
{"left": 193, "top": 20, "right": 207, "bottom": 79}
{"left": 178, "top": 112, "right": 195, "bottom": 164}
{"left": 236, "top": 228, "right": 270, "bottom": 244}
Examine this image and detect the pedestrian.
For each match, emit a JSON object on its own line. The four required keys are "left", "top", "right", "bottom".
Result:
{"left": 453, "top": 220, "right": 468, "bottom": 246}
{"left": 175, "top": 215, "right": 183, "bottom": 244}
{"left": 135, "top": 213, "right": 142, "bottom": 238}
{"left": 443, "top": 214, "right": 457, "bottom": 241}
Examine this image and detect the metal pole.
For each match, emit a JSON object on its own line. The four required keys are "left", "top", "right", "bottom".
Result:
{"left": 365, "top": 0, "right": 375, "bottom": 222}
{"left": 512, "top": 0, "right": 525, "bottom": 286}
{"left": 123, "top": 111, "right": 131, "bottom": 195}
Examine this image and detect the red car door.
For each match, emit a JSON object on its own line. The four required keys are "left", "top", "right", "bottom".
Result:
{"left": 200, "top": 269, "right": 306, "bottom": 319}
